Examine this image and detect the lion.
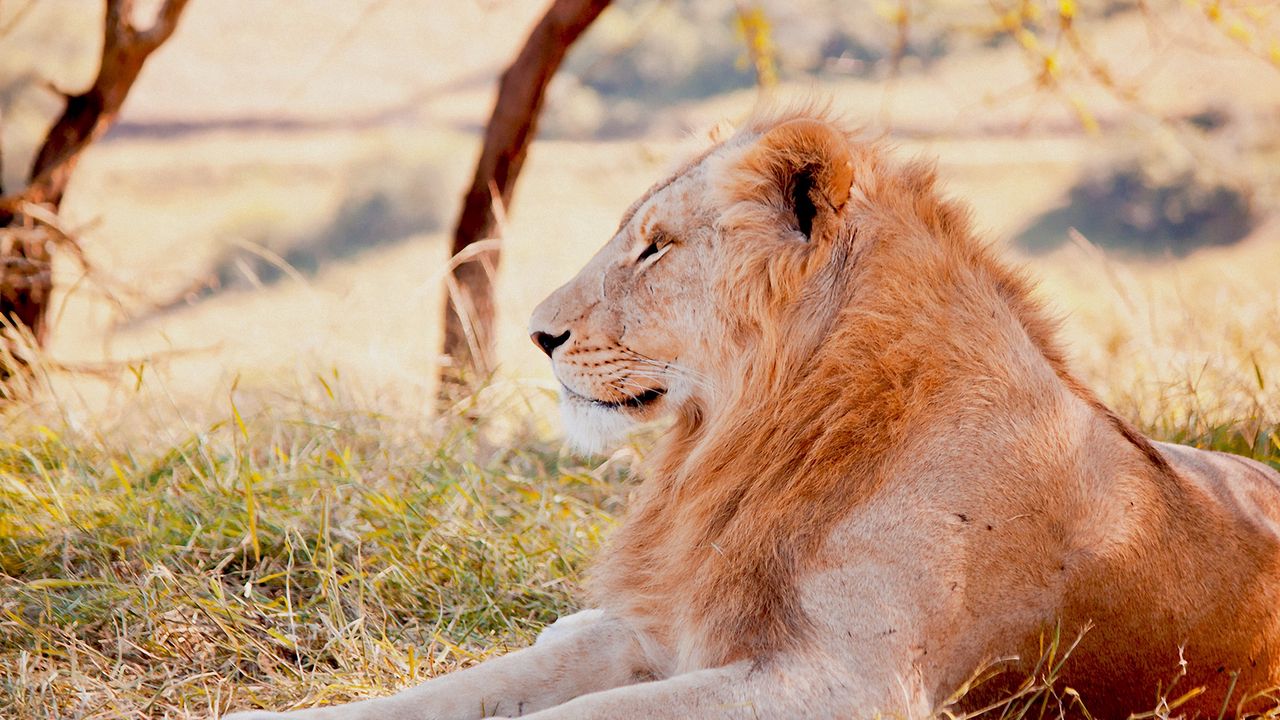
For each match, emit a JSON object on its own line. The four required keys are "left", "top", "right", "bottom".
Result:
{"left": 226, "top": 107, "right": 1280, "bottom": 719}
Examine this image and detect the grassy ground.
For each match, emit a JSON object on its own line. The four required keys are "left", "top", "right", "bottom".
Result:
{"left": 0, "top": 380, "right": 631, "bottom": 718}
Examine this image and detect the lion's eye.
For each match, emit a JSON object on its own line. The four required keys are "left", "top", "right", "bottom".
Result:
{"left": 636, "top": 231, "right": 675, "bottom": 267}
{"left": 637, "top": 241, "right": 661, "bottom": 262}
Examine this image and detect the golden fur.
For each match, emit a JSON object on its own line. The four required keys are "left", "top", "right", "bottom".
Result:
{"left": 227, "top": 106, "right": 1280, "bottom": 720}
{"left": 594, "top": 108, "right": 1186, "bottom": 672}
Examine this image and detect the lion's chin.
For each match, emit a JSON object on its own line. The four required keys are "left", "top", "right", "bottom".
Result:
{"left": 559, "top": 395, "right": 639, "bottom": 455}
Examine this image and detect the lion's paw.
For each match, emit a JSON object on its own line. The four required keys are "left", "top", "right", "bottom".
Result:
{"left": 535, "top": 608, "right": 606, "bottom": 646}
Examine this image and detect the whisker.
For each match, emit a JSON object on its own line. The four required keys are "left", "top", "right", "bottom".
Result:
{"left": 613, "top": 377, "right": 663, "bottom": 396}
{"left": 614, "top": 360, "right": 717, "bottom": 402}
{"left": 584, "top": 344, "right": 719, "bottom": 403}
{"left": 629, "top": 359, "right": 713, "bottom": 390}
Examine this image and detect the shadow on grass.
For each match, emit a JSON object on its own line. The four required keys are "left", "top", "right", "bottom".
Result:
{"left": 1016, "top": 164, "right": 1257, "bottom": 257}
{"left": 215, "top": 187, "right": 439, "bottom": 288}
{"left": 156, "top": 162, "right": 444, "bottom": 313}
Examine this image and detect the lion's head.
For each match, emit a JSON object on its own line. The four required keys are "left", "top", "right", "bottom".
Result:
{"left": 529, "top": 111, "right": 857, "bottom": 452}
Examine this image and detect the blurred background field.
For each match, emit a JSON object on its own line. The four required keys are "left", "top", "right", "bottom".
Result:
{"left": 1, "top": 0, "right": 1278, "bottom": 717}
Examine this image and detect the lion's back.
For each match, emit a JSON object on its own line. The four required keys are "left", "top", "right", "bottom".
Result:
{"left": 1094, "top": 441, "right": 1280, "bottom": 715}
{"left": 1156, "top": 441, "right": 1280, "bottom": 533}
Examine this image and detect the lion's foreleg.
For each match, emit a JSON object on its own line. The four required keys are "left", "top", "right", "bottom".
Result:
{"left": 506, "top": 655, "right": 932, "bottom": 720}
{"left": 222, "top": 610, "right": 644, "bottom": 720}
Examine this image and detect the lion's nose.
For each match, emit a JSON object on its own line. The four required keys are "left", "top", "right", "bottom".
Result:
{"left": 531, "top": 330, "right": 571, "bottom": 357}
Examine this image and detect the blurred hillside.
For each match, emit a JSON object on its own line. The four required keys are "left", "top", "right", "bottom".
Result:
{"left": 0, "top": 0, "right": 1276, "bottom": 429}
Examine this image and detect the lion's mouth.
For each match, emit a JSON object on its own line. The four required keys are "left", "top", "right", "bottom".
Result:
{"left": 561, "top": 384, "right": 666, "bottom": 410}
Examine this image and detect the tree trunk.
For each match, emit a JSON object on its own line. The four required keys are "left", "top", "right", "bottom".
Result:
{"left": 0, "top": 0, "right": 190, "bottom": 379}
{"left": 440, "top": 0, "right": 611, "bottom": 397}
{"left": 0, "top": 215, "right": 52, "bottom": 376}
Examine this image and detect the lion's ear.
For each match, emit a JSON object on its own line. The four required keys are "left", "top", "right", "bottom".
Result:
{"left": 749, "top": 119, "right": 853, "bottom": 241}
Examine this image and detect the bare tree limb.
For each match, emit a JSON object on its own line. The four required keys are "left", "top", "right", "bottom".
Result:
{"left": 441, "top": 0, "right": 611, "bottom": 390}
{"left": 0, "top": 0, "right": 190, "bottom": 377}
{"left": 21, "top": 0, "right": 191, "bottom": 209}
{"left": 132, "top": 0, "right": 190, "bottom": 50}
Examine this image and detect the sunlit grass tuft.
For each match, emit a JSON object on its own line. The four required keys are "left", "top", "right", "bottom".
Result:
{"left": 0, "top": 380, "right": 631, "bottom": 718}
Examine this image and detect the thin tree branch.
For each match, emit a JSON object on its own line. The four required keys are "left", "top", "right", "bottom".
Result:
{"left": 133, "top": 0, "right": 192, "bottom": 51}
{"left": 19, "top": 0, "right": 191, "bottom": 209}
{"left": 0, "top": 0, "right": 191, "bottom": 364}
